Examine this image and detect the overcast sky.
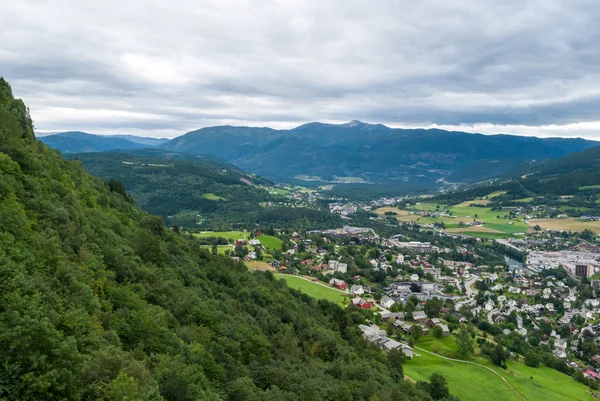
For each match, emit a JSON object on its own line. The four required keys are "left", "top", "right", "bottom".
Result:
{"left": 2, "top": 0, "right": 600, "bottom": 139}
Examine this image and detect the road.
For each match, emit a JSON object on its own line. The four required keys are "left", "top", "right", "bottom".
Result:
{"left": 463, "top": 274, "right": 479, "bottom": 298}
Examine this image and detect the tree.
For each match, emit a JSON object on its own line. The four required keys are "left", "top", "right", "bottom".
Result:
{"left": 424, "top": 297, "right": 443, "bottom": 318}
{"left": 456, "top": 330, "right": 474, "bottom": 360}
{"left": 525, "top": 351, "right": 541, "bottom": 367}
{"left": 490, "top": 344, "right": 509, "bottom": 367}
{"left": 411, "top": 325, "right": 423, "bottom": 342}
{"left": 431, "top": 325, "right": 443, "bottom": 338}
{"left": 428, "top": 373, "right": 451, "bottom": 400}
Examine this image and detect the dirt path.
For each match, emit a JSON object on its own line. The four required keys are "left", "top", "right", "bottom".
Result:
{"left": 414, "top": 346, "right": 527, "bottom": 401}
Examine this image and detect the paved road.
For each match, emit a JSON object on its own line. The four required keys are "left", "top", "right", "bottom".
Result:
{"left": 463, "top": 274, "right": 480, "bottom": 298}
{"left": 414, "top": 346, "right": 527, "bottom": 401}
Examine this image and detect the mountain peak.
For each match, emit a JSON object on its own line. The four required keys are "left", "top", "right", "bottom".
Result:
{"left": 342, "top": 120, "right": 366, "bottom": 127}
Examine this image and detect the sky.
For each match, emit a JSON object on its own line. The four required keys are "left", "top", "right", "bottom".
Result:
{"left": 2, "top": 0, "right": 600, "bottom": 139}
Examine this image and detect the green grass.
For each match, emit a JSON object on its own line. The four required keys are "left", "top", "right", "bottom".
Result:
{"left": 406, "top": 336, "right": 597, "bottom": 401}
{"left": 487, "top": 191, "right": 507, "bottom": 198}
{"left": 199, "top": 245, "right": 232, "bottom": 254}
{"left": 271, "top": 188, "right": 290, "bottom": 196}
{"left": 411, "top": 202, "right": 445, "bottom": 211}
{"left": 193, "top": 231, "right": 247, "bottom": 241}
{"left": 274, "top": 274, "right": 347, "bottom": 306}
{"left": 579, "top": 184, "right": 600, "bottom": 190}
{"left": 203, "top": 193, "right": 226, "bottom": 200}
{"left": 404, "top": 352, "right": 521, "bottom": 401}
{"left": 487, "top": 359, "right": 597, "bottom": 401}
{"left": 258, "top": 235, "right": 282, "bottom": 251}
{"left": 514, "top": 197, "right": 534, "bottom": 203}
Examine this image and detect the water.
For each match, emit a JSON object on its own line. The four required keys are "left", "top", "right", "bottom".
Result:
{"left": 504, "top": 255, "right": 524, "bottom": 271}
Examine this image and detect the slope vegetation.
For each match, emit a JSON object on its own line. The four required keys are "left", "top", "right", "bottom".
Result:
{"left": 0, "top": 77, "right": 442, "bottom": 401}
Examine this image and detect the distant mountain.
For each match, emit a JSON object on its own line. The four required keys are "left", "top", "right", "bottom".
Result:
{"left": 160, "top": 121, "right": 599, "bottom": 186}
{"left": 39, "top": 131, "right": 167, "bottom": 153}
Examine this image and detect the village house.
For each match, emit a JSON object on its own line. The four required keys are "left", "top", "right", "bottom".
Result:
{"left": 350, "top": 284, "right": 365, "bottom": 296}
{"left": 329, "top": 278, "right": 348, "bottom": 291}
{"left": 352, "top": 297, "right": 373, "bottom": 309}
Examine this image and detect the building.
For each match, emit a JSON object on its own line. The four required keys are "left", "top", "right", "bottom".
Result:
{"left": 380, "top": 295, "right": 396, "bottom": 309}
{"left": 359, "top": 324, "right": 414, "bottom": 358}
{"left": 350, "top": 284, "right": 365, "bottom": 296}
{"left": 329, "top": 278, "right": 348, "bottom": 290}
{"left": 576, "top": 264, "right": 591, "bottom": 278}
{"left": 352, "top": 297, "right": 373, "bottom": 309}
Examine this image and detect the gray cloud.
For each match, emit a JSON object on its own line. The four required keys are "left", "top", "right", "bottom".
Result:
{"left": 2, "top": 0, "right": 600, "bottom": 138}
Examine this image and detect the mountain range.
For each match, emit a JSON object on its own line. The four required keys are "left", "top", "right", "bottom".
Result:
{"left": 40, "top": 121, "right": 600, "bottom": 188}
{"left": 39, "top": 131, "right": 168, "bottom": 153}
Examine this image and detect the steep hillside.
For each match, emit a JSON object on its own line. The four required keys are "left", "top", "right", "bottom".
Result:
{"left": 39, "top": 131, "right": 166, "bottom": 153}
{"left": 70, "top": 151, "right": 280, "bottom": 227}
{"left": 160, "top": 121, "right": 598, "bottom": 185}
{"left": 1, "top": 77, "right": 447, "bottom": 401}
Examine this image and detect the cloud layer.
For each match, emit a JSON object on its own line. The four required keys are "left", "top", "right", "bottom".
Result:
{"left": 2, "top": 0, "right": 600, "bottom": 138}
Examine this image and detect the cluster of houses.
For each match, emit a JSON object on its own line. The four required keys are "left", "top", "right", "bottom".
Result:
{"left": 359, "top": 324, "right": 414, "bottom": 357}
{"left": 387, "top": 311, "right": 451, "bottom": 337}
{"left": 384, "top": 281, "right": 439, "bottom": 302}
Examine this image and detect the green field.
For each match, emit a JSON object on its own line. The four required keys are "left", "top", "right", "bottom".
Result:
{"left": 200, "top": 245, "right": 232, "bottom": 254}
{"left": 406, "top": 201, "right": 529, "bottom": 238}
{"left": 514, "top": 197, "right": 534, "bottom": 203}
{"left": 405, "top": 352, "right": 521, "bottom": 401}
{"left": 203, "top": 193, "right": 226, "bottom": 200}
{"left": 405, "top": 336, "right": 597, "bottom": 401}
{"left": 258, "top": 235, "right": 283, "bottom": 250}
{"left": 274, "top": 274, "right": 347, "bottom": 306}
{"left": 193, "top": 231, "right": 247, "bottom": 241}
{"left": 579, "top": 184, "right": 600, "bottom": 190}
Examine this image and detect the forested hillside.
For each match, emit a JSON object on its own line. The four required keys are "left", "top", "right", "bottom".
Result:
{"left": 70, "top": 151, "right": 341, "bottom": 229}
{"left": 39, "top": 131, "right": 168, "bottom": 153}
{"left": 0, "top": 78, "right": 451, "bottom": 400}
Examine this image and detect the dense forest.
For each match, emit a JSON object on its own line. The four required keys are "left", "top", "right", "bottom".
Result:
{"left": 0, "top": 78, "right": 457, "bottom": 400}
{"left": 70, "top": 151, "right": 342, "bottom": 230}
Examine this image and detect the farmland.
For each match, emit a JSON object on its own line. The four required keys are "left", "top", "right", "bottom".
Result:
{"left": 527, "top": 218, "right": 600, "bottom": 233}
{"left": 388, "top": 198, "right": 531, "bottom": 238}
{"left": 274, "top": 274, "right": 347, "bottom": 306}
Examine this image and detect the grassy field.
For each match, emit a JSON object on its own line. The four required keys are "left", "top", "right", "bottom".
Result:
{"left": 246, "top": 261, "right": 276, "bottom": 271}
{"left": 407, "top": 202, "right": 529, "bottom": 237}
{"left": 528, "top": 218, "right": 600, "bottom": 233}
{"left": 579, "top": 184, "right": 600, "bottom": 190}
{"left": 405, "top": 336, "right": 597, "bottom": 401}
{"left": 274, "top": 274, "right": 347, "bottom": 306}
{"left": 203, "top": 193, "right": 226, "bottom": 200}
{"left": 199, "top": 245, "right": 232, "bottom": 254}
{"left": 193, "top": 231, "right": 247, "bottom": 241}
{"left": 405, "top": 352, "right": 521, "bottom": 401}
{"left": 487, "top": 191, "right": 507, "bottom": 198}
{"left": 514, "top": 197, "right": 535, "bottom": 203}
{"left": 258, "top": 235, "right": 283, "bottom": 250}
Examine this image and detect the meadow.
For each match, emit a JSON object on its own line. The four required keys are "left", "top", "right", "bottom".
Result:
{"left": 203, "top": 193, "right": 226, "bottom": 200}
{"left": 405, "top": 336, "right": 597, "bottom": 401}
{"left": 258, "top": 235, "right": 283, "bottom": 250}
{"left": 193, "top": 231, "right": 248, "bottom": 241}
{"left": 274, "top": 274, "right": 347, "bottom": 306}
